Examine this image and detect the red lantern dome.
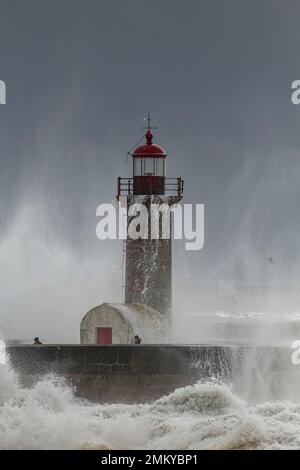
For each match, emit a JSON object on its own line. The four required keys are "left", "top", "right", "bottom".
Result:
{"left": 117, "top": 114, "right": 183, "bottom": 201}
{"left": 133, "top": 131, "right": 167, "bottom": 157}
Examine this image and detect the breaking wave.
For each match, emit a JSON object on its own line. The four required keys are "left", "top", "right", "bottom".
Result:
{"left": 1, "top": 365, "right": 300, "bottom": 450}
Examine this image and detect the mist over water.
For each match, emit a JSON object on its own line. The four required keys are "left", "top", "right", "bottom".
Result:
{"left": 0, "top": 204, "right": 122, "bottom": 343}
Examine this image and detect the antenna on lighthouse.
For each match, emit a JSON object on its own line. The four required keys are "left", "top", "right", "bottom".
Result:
{"left": 126, "top": 112, "right": 157, "bottom": 163}
{"left": 142, "top": 111, "right": 157, "bottom": 131}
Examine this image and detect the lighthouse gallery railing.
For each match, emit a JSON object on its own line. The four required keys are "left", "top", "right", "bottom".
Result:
{"left": 117, "top": 177, "right": 184, "bottom": 199}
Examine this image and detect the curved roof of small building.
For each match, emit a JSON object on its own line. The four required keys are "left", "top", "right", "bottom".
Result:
{"left": 81, "top": 302, "right": 168, "bottom": 343}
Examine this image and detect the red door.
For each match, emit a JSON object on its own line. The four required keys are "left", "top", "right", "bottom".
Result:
{"left": 97, "top": 327, "right": 112, "bottom": 344}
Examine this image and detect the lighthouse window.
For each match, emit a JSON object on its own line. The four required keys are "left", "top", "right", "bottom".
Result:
{"left": 133, "top": 158, "right": 142, "bottom": 176}
{"left": 156, "top": 158, "right": 164, "bottom": 176}
{"left": 144, "top": 158, "right": 154, "bottom": 175}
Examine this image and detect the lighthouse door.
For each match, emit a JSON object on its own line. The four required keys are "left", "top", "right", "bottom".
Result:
{"left": 97, "top": 327, "right": 112, "bottom": 344}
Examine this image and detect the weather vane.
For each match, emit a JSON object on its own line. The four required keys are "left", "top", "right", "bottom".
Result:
{"left": 127, "top": 111, "right": 158, "bottom": 162}
{"left": 142, "top": 111, "right": 157, "bottom": 131}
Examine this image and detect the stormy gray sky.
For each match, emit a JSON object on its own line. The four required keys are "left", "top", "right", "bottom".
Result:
{"left": 1, "top": 0, "right": 300, "bottom": 340}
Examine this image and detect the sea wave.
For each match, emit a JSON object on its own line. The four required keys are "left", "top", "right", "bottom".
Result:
{"left": 0, "top": 365, "right": 300, "bottom": 450}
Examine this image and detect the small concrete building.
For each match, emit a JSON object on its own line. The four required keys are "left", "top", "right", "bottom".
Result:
{"left": 80, "top": 303, "right": 168, "bottom": 344}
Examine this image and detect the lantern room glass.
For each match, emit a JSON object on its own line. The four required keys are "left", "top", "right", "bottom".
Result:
{"left": 133, "top": 157, "right": 165, "bottom": 177}
{"left": 133, "top": 157, "right": 142, "bottom": 176}
{"left": 144, "top": 158, "right": 154, "bottom": 175}
{"left": 155, "top": 158, "right": 165, "bottom": 176}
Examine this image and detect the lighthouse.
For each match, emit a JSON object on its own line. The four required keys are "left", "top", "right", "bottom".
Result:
{"left": 80, "top": 115, "right": 183, "bottom": 344}
{"left": 118, "top": 115, "right": 183, "bottom": 317}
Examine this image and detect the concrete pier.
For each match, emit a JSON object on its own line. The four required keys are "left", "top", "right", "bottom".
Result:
{"left": 6, "top": 344, "right": 293, "bottom": 403}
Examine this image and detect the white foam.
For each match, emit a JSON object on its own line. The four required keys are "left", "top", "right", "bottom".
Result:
{"left": 1, "top": 364, "right": 300, "bottom": 450}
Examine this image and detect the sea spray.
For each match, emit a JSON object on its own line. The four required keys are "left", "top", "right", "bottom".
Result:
{"left": 0, "top": 364, "right": 19, "bottom": 405}
{"left": 1, "top": 366, "right": 300, "bottom": 450}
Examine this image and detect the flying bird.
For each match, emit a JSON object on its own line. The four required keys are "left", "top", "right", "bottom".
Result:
{"left": 266, "top": 257, "right": 273, "bottom": 264}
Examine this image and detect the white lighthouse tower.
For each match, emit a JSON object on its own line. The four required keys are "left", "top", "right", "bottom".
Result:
{"left": 81, "top": 115, "right": 183, "bottom": 344}
{"left": 118, "top": 114, "right": 183, "bottom": 316}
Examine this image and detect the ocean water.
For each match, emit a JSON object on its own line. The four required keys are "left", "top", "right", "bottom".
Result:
{"left": 1, "top": 356, "right": 300, "bottom": 450}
